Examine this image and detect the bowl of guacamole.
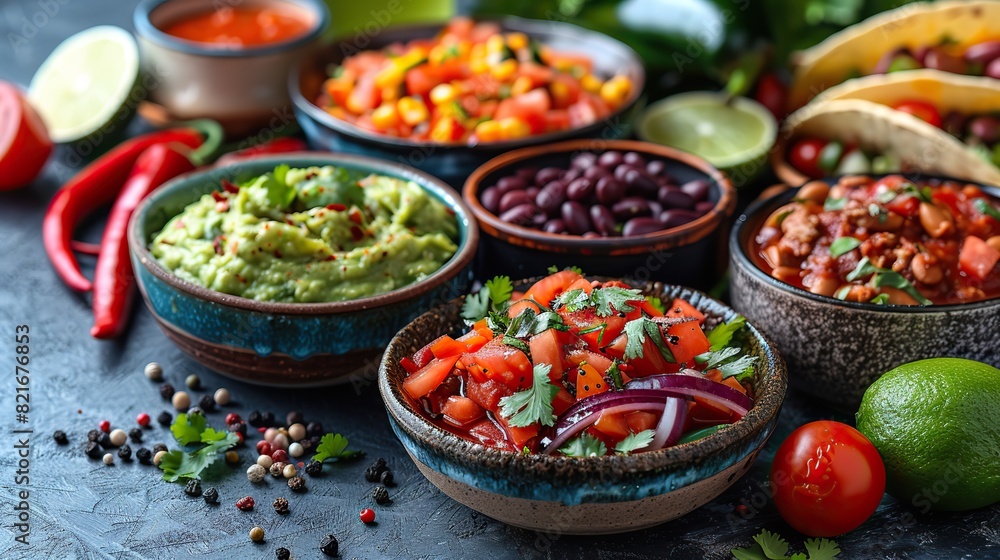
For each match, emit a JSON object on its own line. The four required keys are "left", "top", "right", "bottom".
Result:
{"left": 129, "top": 152, "right": 478, "bottom": 386}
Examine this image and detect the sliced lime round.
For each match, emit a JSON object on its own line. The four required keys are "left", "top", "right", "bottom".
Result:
{"left": 28, "top": 26, "right": 139, "bottom": 144}
{"left": 637, "top": 92, "right": 777, "bottom": 186}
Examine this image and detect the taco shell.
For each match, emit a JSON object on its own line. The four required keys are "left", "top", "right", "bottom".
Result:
{"left": 789, "top": 0, "right": 1000, "bottom": 109}
{"left": 773, "top": 98, "right": 1000, "bottom": 186}
{"left": 815, "top": 69, "right": 1000, "bottom": 114}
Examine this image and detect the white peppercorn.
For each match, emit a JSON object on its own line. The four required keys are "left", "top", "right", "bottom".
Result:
{"left": 282, "top": 464, "right": 297, "bottom": 478}
{"left": 172, "top": 391, "right": 191, "bottom": 411}
{"left": 257, "top": 455, "right": 273, "bottom": 469}
{"left": 109, "top": 429, "right": 127, "bottom": 447}
{"left": 213, "top": 387, "right": 231, "bottom": 405}
{"left": 288, "top": 442, "right": 303, "bottom": 458}
{"left": 288, "top": 423, "right": 306, "bottom": 442}
{"left": 144, "top": 362, "right": 163, "bottom": 381}
{"left": 103, "top": 453, "right": 114, "bottom": 465}
{"left": 246, "top": 464, "right": 266, "bottom": 483}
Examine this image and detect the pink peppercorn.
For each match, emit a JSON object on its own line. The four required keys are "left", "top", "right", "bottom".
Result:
{"left": 271, "top": 449, "right": 288, "bottom": 463}
{"left": 136, "top": 413, "right": 151, "bottom": 427}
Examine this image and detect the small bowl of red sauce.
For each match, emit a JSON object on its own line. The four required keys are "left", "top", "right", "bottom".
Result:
{"left": 134, "top": 0, "right": 328, "bottom": 133}
{"left": 730, "top": 174, "right": 1000, "bottom": 406}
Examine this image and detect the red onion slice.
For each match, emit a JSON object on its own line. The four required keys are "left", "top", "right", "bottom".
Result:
{"left": 624, "top": 374, "right": 753, "bottom": 417}
{"left": 543, "top": 401, "right": 667, "bottom": 454}
{"left": 648, "top": 397, "right": 686, "bottom": 451}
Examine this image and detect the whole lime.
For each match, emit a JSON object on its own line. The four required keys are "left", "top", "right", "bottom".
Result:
{"left": 856, "top": 357, "right": 1000, "bottom": 511}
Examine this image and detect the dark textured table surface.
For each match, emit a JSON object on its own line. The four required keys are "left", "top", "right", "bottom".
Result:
{"left": 1, "top": 1, "right": 998, "bottom": 558}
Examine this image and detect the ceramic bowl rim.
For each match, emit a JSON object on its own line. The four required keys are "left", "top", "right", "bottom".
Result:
{"left": 134, "top": 0, "right": 329, "bottom": 59}
{"left": 731, "top": 174, "right": 1000, "bottom": 313}
{"left": 462, "top": 139, "right": 736, "bottom": 253}
{"left": 378, "top": 281, "right": 786, "bottom": 478}
{"left": 127, "top": 151, "right": 479, "bottom": 316}
{"left": 288, "top": 16, "right": 646, "bottom": 152}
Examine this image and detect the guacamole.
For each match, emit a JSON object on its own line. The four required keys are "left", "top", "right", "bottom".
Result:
{"left": 150, "top": 165, "right": 459, "bottom": 303}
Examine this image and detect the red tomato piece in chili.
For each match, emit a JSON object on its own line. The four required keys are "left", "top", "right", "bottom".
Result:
{"left": 159, "top": 6, "right": 311, "bottom": 47}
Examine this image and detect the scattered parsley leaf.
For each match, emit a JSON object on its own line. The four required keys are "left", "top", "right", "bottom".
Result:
{"left": 706, "top": 316, "right": 747, "bottom": 351}
{"left": 170, "top": 413, "right": 207, "bottom": 446}
{"left": 558, "top": 433, "right": 607, "bottom": 457}
{"left": 462, "top": 276, "right": 515, "bottom": 322}
{"left": 873, "top": 270, "right": 932, "bottom": 305}
{"left": 731, "top": 531, "right": 841, "bottom": 560}
{"left": 548, "top": 265, "right": 583, "bottom": 275}
{"left": 623, "top": 318, "right": 676, "bottom": 363}
{"left": 461, "top": 289, "right": 491, "bottom": 322}
{"left": 974, "top": 198, "right": 1000, "bottom": 221}
{"left": 828, "top": 237, "right": 861, "bottom": 258}
{"left": 696, "top": 346, "right": 740, "bottom": 367}
{"left": 875, "top": 189, "right": 898, "bottom": 204}
{"left": 803, "top": 539, "right": 841, "bottom": 560}
{"left": 755, "top": 530, "right": 791, "bottom": 559}
{"left": 645, "top": 296, "right": 667, "bottom": 314}
{"left": 845, "top": 257, "right": 877, "bottom": 281}
{"left": 717, "top": 355, "right": 758, "bottom": 379}
{"left": 159, "top": 427, "right": 239, "bottom": 482}
{"left": 823, "top": 197, "right": 847, "bottom": 211}
{"left": 554, "top": 288, "right": 590, "bottom": 312}
{"left": 615, "top": 429, "right": 655, "bottom": 455}
{"left": 502, "top": 335, "right": 531, "bottom": 354}
{"left": 485, "top": 276, "right": 513, "bottom": 307}
{"left": 312, "top": 433, "right": 362, "bottom": 463}
{"left": 901, "top": 182, "right": 933, "bottom": 203}
{"left": 553, "top": 286, "right": 643, "bottom": 317}
{"left": 697, "top": 346, "right": 757, "bottom": 379}
{"left": 498, "top": 363, "right": 559, "bottom": 428}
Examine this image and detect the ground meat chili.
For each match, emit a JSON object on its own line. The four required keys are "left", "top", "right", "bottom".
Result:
{"left": 752, "top": 175, "right": 1000, "bottom": 305}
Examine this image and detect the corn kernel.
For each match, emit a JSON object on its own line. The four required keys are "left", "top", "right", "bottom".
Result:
{"left": 470, "top": 58, "right": 489, "bottom": 74}
{"left": 511, "top": 76, "right": 534, "bottom": 97}
{"left": 600, "top": 75, "right": 632, "bottom": 107}
{"left": 430, "top": 83, "right": 457, "bottom": 106}
{"left": 506, "top": 32, "right": 528, "bottom": 51}
{"left": 380, "top": 86, "right": 400, "bottom": 103}
{"left": 580, "top": 73, "right": 602, "bottom": 93}
{"left": 397, "top": 96, "right": 429, "bottom": 126}
{"left": 375, "top": 64, "right": 404, "bottom": 90}
{"left": 486, "top": 35, "right": 505, "bottom": 54}
{"left": 469, "top": 43, "right": 487, "bottom": 61}
{"left": 498, "top": 117, "right": 530, "bottom": 140}
{"left": 491, "top": 59, "right": 518, "bottom": 82}
{"left": 549, "top": 79, "right": 570, "bottom": 106}
{"left": 474, "top": 119, "right": 502, "bottom": 142}
{"left": 430, "top": 117, "right": 460, "bottom": 143}
{"left": 371, "top": 103, "right": 399, "bottom": 130}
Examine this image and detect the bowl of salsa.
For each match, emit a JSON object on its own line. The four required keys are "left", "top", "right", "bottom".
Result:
{"left": 134, "top": 0, "right": 328, "bottom": 133}
{"left": 730, "top": 174, "right": 1000, "bottom": 406}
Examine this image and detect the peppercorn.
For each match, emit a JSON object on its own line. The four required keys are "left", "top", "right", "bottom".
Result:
{"left": 359, "top": 508, "right": 376, "bottom": 524}
{"left": 264, "top": 428, "right": 279, "bottom": 443}
{"left": 271, "top": 449, "right": 289, "bottom": 463}
{"left": 136, "top": 447, "right": 152, "bottom": 465}
{"left": 136, "top": 412, "right": 151, "bottom": 427}
{"left": 364, "top": 466, "right": 381, "bottom": 483}
{"left": 157, "top": 411, "right": 172, "bottom": 426}
{"left": 286, "top": 410, "right": 304, "bottom": 426}
{"left": 235, "top": 496, "right": 255, "bottom": 511}
{"left": 184, "top": 479, "right": 202, "bottom": 497}
{"left": 287, "top": 423, "right": 306, "bottom": 442}
{"left": 159, "top": 383, "right": 175, "bottom": 400}
{"left": 117, "top": 444, "right": 132, "bottom": 461}
{"left": 257, "top": 455, "right": 273, "bottom": 469}
{"left": 225, "top": 450, "right": 240, "bottom": 464}
{"left": 128, "top": 428, "right": 143, "bottom": 443}
{"left": 306, "top": 421, "right": 323, "bottom": 438}
{"left": 380, "top": 470, "right": 394, "bottom": 487}
{"left": 262, "top": 411, "right": 276, "bottom": 426}
{"left": 249, "top": 526, "right": 265, "bottom": 543}
{"left": 319, "top": 534, "right": 339, "bottom": 556}
{"left": 372, "top": 485, "right": 390, "bottom": 505}
{"left": 103, "top": 453, "right": 115, "bottom": 465}
{"left": 87, "top": 429, "right": 101, "bottom": 442}
{"left": 144, "top": 362, "right": 163, "bottom": 381}
{"left": 282, "top": 464, "right": 297, "bottom": 479}
{"left": 152, "top": 442, "right": 168, "bottom": 454}
{"left": 270, "top": 462, "right": 287, "bottom": 477}
{"left": 304, "top": 460, "right": 322, "bottom": 476}
{"left": 53, "top": 430, "right": 68, "bottom": 445}
{"left": 98, "top": 419, "right": 111, "bottom": 433}
{"left": 214, "top": 387, "right": 231, "bottom": 406}
{"left": 248, "top": 410, "right": 264, "bottom": 427}
{"left": 85, "top": 441, "right": 102, "bottom": 459}
{"left": 203, "top": 487, "right": 219, "bottom": 505}
{"left": 287, "top": 476, "right": 306, "bottom": 492}
{"left": 288, "top": 442, "right": 303, "bottom": 458}
{"left": 198, "top": 394, "right": 216, "bottom": 412}
{"left": 185, "top": 374, "right": 201, "bottom": 390}
{"left": 228, "top": 421, "right": 247, "bottom": 437}
{"left": 187, "top": 406, "right": 203, "bottom": 416}
{"left": 225, "top": 413, "right": 242, "bottom": 426}
{"left": 247, "top": 464, "right": 266, "bottom": 483}
{"left": 153, "top": 450, "right": 167, "bottom": 466}
{"left": 109, "top": 429, "right": 127, "bottom": 447}
{"left": 272, "top": 496, "right": 289, "bottom": 514}
{"left": 256, "top": 440, "right": 272, "bottom": 455}
{"left": 98, "top": 432, "right": 114, "bottom": 449}
{"left": 276, "top": 547, "right": 291, "bottom": 560}
{"left": 272, "top": 433, "right": 289, "bottom": 451}
{"left": 171, "top": 391, "right": 190, "bottom": 411}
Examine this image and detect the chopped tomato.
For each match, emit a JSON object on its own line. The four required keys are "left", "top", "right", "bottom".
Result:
{"left": 496, "top": 415, "right": 539, "bottom": 451}
{"left": 664, "top": 298, "right": 705, "bottom": 324}
{"left": 466, "top": 418, "right": 513, "bottom": 451}
{"left": 959, "top": 236, "right": 1000, "bottom": 280}
{"left": 892, "top": 100, "right": 942, "bottom": 128}
{"left": 574, "top": 362, "right": 609, "bottom": 398}
{"left": 665, "top": 321, "right": 711, "bottom": 365}
{"left": 606, "top": 334, "right": 677, "bottom": 376}
{"left": 399, "top": 357, "right": 420, "bottom": 375}
{"left": 441, "top": 396, "right": 484, "bottom": 426}
{"left": 456, "top": 331, "right": 489, "bottom": 353}
{"left": 639, "top": 298, "right": 665, "bottom": 317}
{"left": 529, "top": 329, "right": 573, "bottom": 383}
{"left": 495, "top": 89, "right": 552, "bottom": 122}
{"left": 404, "top": 65, "right": 440, "bottom": 98}
{"left": 626, "top": 411, "right": 658, "bottom": 433}
{"left": 594, "top": 411, "right": 630, "bottom": 438}
{"left": 345, "top": 72, "right": 379, "bottom": 114}
{"left": 430, "top": 335, "right": 466, "bottom": 359}
{"left": 470, "top": 318, "right": 494, "bottom": 340}
{"left": 402, "top": 355, "right": 461, "bottom": 399}
{"left": 465, "top": 377, "right": 510, "bottom": 411}
{"left": 507, "top": 299, "right": 543, "bottom": 318}
{"left": 522, "top": 269, "right": 583, "bottom": 306}
{"left": 552, "top": 388, "right": 575, "bottom": 415}
{"left": 461, "top": 340, "right": 533, "bottom": 390}
{"left": 565, "top": 347, "right": 613, "bottom": 375}
{"left": 559, "top": 306, "right": 629, "bottom": 351}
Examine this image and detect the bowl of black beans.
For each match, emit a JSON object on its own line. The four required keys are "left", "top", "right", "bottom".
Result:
{"left": 462, "top": 139, "right": 736, "bottom": 288}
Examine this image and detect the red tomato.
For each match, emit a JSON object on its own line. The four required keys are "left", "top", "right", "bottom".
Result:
{"left": 754, "top": 72, "right": 787, "bottom": 120}
{"left": 788, "top": 138, "right": 827, "bottom": 178}
{"left": 521, "top": 269, "right": 582, "bottom": 307}
{"left": 465, "top": 377, "right": 510, "bottom": 411}
{"left": 664, "top": 321, "right": 710, "bottom": 365}
{"left": 441, "top": 396, "right": 484, "bottom": 426}
{"left": 402, "top": 355, "right": 461, "bottom": 399}
{"left": 958, "top": 235, "right": 1000, "bottom": 280}
{"left": 461, "top": 340, "right": 533, "bottom": 390}
{"left": 770, "top": 421, "right": 886, "bottom": 537}
{"left": 893, "top": 100, "right": 942, "bottom": 128}
{"left": 495, "top": 89, "right": 552, "bottom": 122}
{"left": 0, "top": 81, "right": 52, "bottom": 190}
{"left": 405, "top": 65, "right": 441, "bottom": 98}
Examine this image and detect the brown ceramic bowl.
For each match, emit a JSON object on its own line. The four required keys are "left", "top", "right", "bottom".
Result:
{"left": 378, "top": 279, "right": 786, "bottom": 534}
{"left": 463, "top": 139, "right": 737, "bottom": 290}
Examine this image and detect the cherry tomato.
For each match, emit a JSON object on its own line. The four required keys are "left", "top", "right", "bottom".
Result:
{"left": 892, "top": 100, "right": 942, "bottom": 128}
{"left": 770, "top": 420, "right": 886, "bottom": 537}
{"left": 788, "top": 138, "right": 828, "bottom": 178}
{"left": 754, "top": 72, "right": 788, "bottom": 120}
{"left": 0, "top": 81, "right": 52, "bottom": 190}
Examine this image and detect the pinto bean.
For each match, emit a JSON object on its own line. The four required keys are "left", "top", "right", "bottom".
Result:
{"left": 911, "top": 252, "right": 943, "bottom": 285}
{"left": 806, "top": 274, "right": 840, "bottom": 297}
{"left": 878, "top": 287, "right": 920, "bottom": 306}
{"left": 797, "top": 181, "right": 830, "bottom": 205}
{"left": 988, "top": 236, "right": 1000, "bottom": 252}
{"left": 918, "top": 202, "right": 955, "bottom": 238}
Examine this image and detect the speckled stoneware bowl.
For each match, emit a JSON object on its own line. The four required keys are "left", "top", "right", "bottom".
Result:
{"left": 290, "top": 17, "right": 645, "bottom": 187}
{"left": 378, "top": 281, "right": 786, "bottom": 534}
{"left": 730, "top": 177, "right": 1000, "bottom": 408}
{"left": 128, "top": 152, "right": 477, "bottom": 387}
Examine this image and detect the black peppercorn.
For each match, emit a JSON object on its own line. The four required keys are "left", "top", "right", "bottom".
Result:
{"left": 98, "top": 432, "right": 114, "bottom": 449}
{"left": 304, "top": 460, "right": 322, "bottom": 476}
{"left": 379, "top": 469, "right": 394, "bottom": 487}
{"left": 364, "top": 466, "right": 381, "bottom": 483}
{"left": 198, "top": 394, "right": 216, "bottom": 412}
{"left": 275, "top": 547, "right": 291, "bottom": 560}
{"left": 184, "top": 479, "right": 202, "bottom": 497}
{"left": 227, "top": 421, "right": 247, "bottom": 436}
{"left": 157, "top": 411, "right": 172, "bottom": 426}
{"left": 153, "top": 443, "right": 168, "bottom": 454}
{"left": 117, "top": 444, "right": 132, "bottom": 461}
{"left": 159, "top": 383, "right": 175, "bottom": 401}
{"left": 285, "top": 411, "right": 304, "bottom": 427}
{"left": 272, "top": 496, "right": 289, "bottom": 514}
{"left": 85, "top": 441, "right": 102, "bottom": 459}
{"left": 247, "top": 410, "right": 263, "bottom": 427}
{"left": 306, "top": 421, "right": 324, "bottom": 438}
{"left": 128, "top": 428, "right": 143, "bottom": 443}
{"left": 372, "top": 485, "right": 390, "bottom": 505}
{"left": 299, "top": 438, "right": 314, "bottom": 452}
{"left": 203, "top": 487, "right": 219, "bottom": 505}
{"left": 262, "top": 411, "right": 275, "bottom": 426}
{"left": 136, "top": 447, "right": 152, "bottom": 464}
{"left": 319, "top": 534, "right": 339, "bottom": 556}
{"left": 287, "top": 476, "right": 306, "bottom": 492}
{"left": 87, "top": 429, "right": 101, "bottom": 442}
{"left": 53, "top": 430, "right": 68, "bottom": 445}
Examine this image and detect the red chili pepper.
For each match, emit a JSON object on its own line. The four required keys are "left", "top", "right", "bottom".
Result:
{"left": 213, "top": 137, "right": 308, "bottom": 167}
{"left": 90, "top": 143, "right": 195, "bottom": 338}
{"left": 43, "top": 128, "right": 203, "bottom": 292}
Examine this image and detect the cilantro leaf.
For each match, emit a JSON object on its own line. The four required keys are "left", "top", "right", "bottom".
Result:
{"left": 717, "top": 354, "right": 758, "bottom": 380}
{"left": 485, "top": 276, "right": 513, "bottom": 307}
{"left": 974, "top": 198, "right": 1000, "bottom": 221}
{"left": 870, "top": 293, "right": 890, "bottom": 305}
{"left": 170, "top": 413, "right": 207, "bottom": 446}
{"left": 623, "top": 318, "right": 675, "bottom": 363}
{"left": 873, "top": 270, "right": 932, "bottom": 306}
{"left": 462, "top": 276, "right": 516, "bottom": 322}
{"left": 645, "top": 296, "right": 667, "bottom": 315}
{"left": 755, "top": 529, "right": 791, "bottom": 559}
{"left": 505, "top": 308, "right": 568, "bottom": 339}
{"left": 803, "top": 538, "right": 841, "bottom": 560}
{"left": 731, "top": 530, "right": 840, "bottom": 560}
{"left": 845, "top": 257, "right": 877, "bottom": 281}
{"left": 502, "top": 335, "right": 531, "bottom": 354}
{"left": 159, "top": 427, "right": 239, "bottom": 482}
{"left": 706, "top": 316, "right": 747, "bottom": 351}
{"left": 615, "top": 429, "right": 655, "bottom": 455}
{"left": 461, "top": 289, "right": 491, "bottom": 322}
{"left": 732, "top": 544, "right": 768, "bottom": 560}
{"left": 697, "top": 346, "right": 757, "bottom": 380}
{"left": 313, "top": 432, "right": 362, "bottom": 463}
{"left": 823, "top": 197, "right": 847, "bottom": 211}
{"left": 591, "top": 287, "right": 642, "bottom": 317}
{"left": 554, "top": 288, "right": 589, "bottom": 312}
{"left": 558, "top": 433, "right": 607, "bottom": 457}
{"left": 498, "top": 363, "right": 558, "bottom": 428}
{"left": 548, "top": 265, "right": 583, "bottom": 275}
{"left": 697, "top": 346, "right": 741, "bottom": 367}
{"left": 828, "top": 237, "right": 861, "bottom": 258}
{"left": 901, "top": 182, "right": 933, "bottom": 204}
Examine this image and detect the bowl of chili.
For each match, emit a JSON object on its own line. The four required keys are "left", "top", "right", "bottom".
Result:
{"left": 731, "top": 173, "right": 1000, "bottom": 406}
{"left": 378, "top": 271, "right": 786, "bottom": 533}
{"left": 290, "top": 17, "right": 645, "bottom": 186}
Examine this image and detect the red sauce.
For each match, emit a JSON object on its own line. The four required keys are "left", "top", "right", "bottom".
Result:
{"left": 160, "top": 6, "right": 310, "bottom": 48}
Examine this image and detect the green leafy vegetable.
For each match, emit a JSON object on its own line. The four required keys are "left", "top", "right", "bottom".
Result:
{"left": 845, "top": 257, "right": 878, "bottom": 282}
{"left": 615, "top": 429, "right": 655, "bottom": 455}
{"left": 696, "top": 346, "right": 757, "bottom": 380}
{"left": 553, "top": 286, "right": 643, "bottom": 317}
{"left": 462, "top": 276, "right": 514, "bottom": 322}
{"left": 312, "top": 432, "right": 362, "bottom": 463}
{"left": 498, "top": 364, "right": 559, "bottom": 428}
{"left": 828, "top": 237, "right": 861, "bottom": 258}
{"left": 706, "top": 316, "right": 747, "bottom": 352}
{"left": 623, "top": 318, "right": 675, "bottom": 363}
{"left": 547, "top": 265, "right": 583, "bottom": 275}
{"left": 732, "top": 530, "right": 840, "bottom": 560}
{"left": 606, "top": 359, "right": 624, "bottom": 390}
{"left": 875, "top": 189, "right": 898, "bottom": 204}
{"left": 159, "top": 419, "right": 240, "bottom": 482}
{"left": 974, "top": 198, "right": 1000, "bottom": 221}
{"left": 870, "top": 293, "right": 890, "bottom": 305}
{"left": 823, "top": 197, "right": 847, "bottom": 211}
{"left": 485, "top": 276, "right": 514, "bottom": 307}
{"left": 170, "top": 412, "right": 207, "bottom": 446}
{"left": 845, "top": 257, "right": 931, "bottom": 305}
{"left": 558, "top": 433, "right": 607, "bottom": 457}
{"left": 554, "top": 288, "right": 590, "bottom": 312}
{"left": 645, "top": 296, "right": 667, "bottom": 314}
{"left": 901, "top": 182, "right": 933, "bottom": 203}
{"left": 502, "top": 335, "right": 531, "bottom": 354}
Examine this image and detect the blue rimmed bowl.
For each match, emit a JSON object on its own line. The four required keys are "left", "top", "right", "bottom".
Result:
{"left": 128, "top": 152, "right": 478, "bottom": 387}
{"left": 378, "top": 282, "right": 786, "bottom": 533}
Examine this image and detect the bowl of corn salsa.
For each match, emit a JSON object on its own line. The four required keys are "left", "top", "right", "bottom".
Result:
{"left": 290, "top": 17, "right": 645, "bottom": 185}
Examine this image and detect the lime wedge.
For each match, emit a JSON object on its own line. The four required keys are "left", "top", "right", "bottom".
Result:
{"left": 28, "top": 26, "right": 139, "bottom": 144}
{"left": 637, "top": 92, "right": 777, "bottom": 186}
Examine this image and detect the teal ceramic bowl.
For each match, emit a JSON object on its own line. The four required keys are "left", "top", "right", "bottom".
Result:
{"left": 378, "top": 281, "right": 786, "bottom": 533}
{"left": 128, "top": 152, "right": 478, "bottom": 386}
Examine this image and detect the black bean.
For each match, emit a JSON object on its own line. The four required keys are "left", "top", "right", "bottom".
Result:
{"left": 680, "top": 179, "right": 711, "bottom": 203}
{"left": 535, "top": 167, "right": 563, "bottom": 186}
{"left": 646, "top": 159, "right": 667, "bottom": 177}
{"left": 543, "top": 219, "right": 567, "bottom": 234}
{"left": 611, "top": 197, "right": 651, "bottom": 220}
{"left": 969, "top": 115, "right": 1000, "bottom": 144}
{"left": 589, "top": 206, "right": 618, "bottom": 236}
{"left": 658, "top": 186, "right": 695, "bottom": 210}
{"left": 566, "top": 177, "right": 595, "bottom": 202}
{"left": 595, "top": 176, "right": 626, "bottom": 205}
{"left": 623, "top": 168, "right": 659, "bottom": 197}
{"left": 695, "top": 201, "right": 716, "bottom": 214}
{"left": 495, "top": 176, "right": 526, "bottom": 195}
{"left": 499, "top": 203, "right": 542, "bottom": 226}
{"left": 622, "top": 217, "right": 665, "bottom": 237}
{"left": 560, "top": 201, "right": 591, "bottom": 235}
{"left": 571, "top": 152, "right": 598, "bottom": 170}
{"left": 536, "top": 182, "right": 567, "bottom": 214}
{"left": 499, "top": 190, "right": 535, "bottom": 213}
{"left": 965, "top": 40, "right": 1000, "bottom": 65}
{"left": 659, "top": 209, "right": 702, "bottom": 228}
{"left": 583, "top": 165, "right": 608, "bottom": 181}
{"left": 623, "top": 151, "right": 646, "bottom": 167}
{"left": 597, "top": 151, "right": 623, "bottom": 168}
{"left": 480, "top": 186, "right": 502, "bottom": 213}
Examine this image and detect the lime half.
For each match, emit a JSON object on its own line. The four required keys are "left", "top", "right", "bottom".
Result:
{"left": 28, "top": 26, "right": 139, "bottom": 144}
{"left": 637, "top": 92, "right": 777, "bottom": 186}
